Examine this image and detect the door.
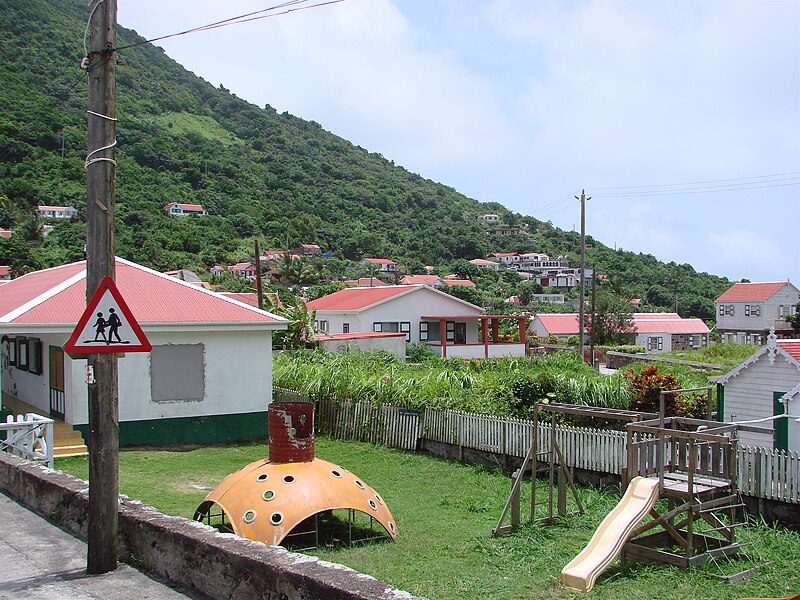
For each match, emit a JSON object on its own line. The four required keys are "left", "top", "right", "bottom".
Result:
{"left": 48, "top": 346, "right": 65, "bottom": 419}
{"left": 453, "top": 323, "right": 467, "bottom": 344}
{"left": 773, "top": 391, "right": 788, "bottom": 451}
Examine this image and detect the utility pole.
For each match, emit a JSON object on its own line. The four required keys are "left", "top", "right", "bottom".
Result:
{"left": 576, "top": 190, "right": 590, "bottom": 363}
{"left": 85, "top": 0, "right": 119, "bottom": 575}
{"left": 254, "top": 239, "right": 264, "bottom": 309}
{"left": 590, "top": 269, "right": 597, "bottom": 368}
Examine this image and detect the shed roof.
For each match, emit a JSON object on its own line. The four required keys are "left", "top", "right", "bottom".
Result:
{"left": 716, "top": 281, "right": 793, "bottom": 302}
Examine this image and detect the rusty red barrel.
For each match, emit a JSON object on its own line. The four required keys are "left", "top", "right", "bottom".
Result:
{"left": 268, "top": 402, "right": 315, "bottom": 463}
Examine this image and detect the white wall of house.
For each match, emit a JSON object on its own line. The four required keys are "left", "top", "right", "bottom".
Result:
{"left": 716, "top": 283, "right": 799, "bottom": 339}
{"left": 3, "top": 329, "right": 273, "bottom": 426}
{"left": 635, "top": 332, "right": 673, "bottom": 353}
{"left": 318, "top": 335, "right": 406, "bottom": 360}
{"left": 430, "top": 342, "right": 523, "bottom": 359}
{"left": 722, "top": 354, "right": 800, "bottom": 451}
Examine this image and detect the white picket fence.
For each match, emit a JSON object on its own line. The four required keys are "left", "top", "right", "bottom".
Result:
{"left": 315, "top": 396, "right": 800, "bottom": 504}
{"left": 1, "top": 413, "right": 54, "bottom": 468}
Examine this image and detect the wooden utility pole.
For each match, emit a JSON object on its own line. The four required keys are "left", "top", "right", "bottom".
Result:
{"left": 254, "top": 239, "right": 264, "bottom": 309}
{"left": 575, "top": 190, "right": 590, "bottom": 363}
{"left": 85, "top": 0, "right": 119, "bottom": 575}
{"left": 590, "top": 269, "right": 596, "bottom": 368}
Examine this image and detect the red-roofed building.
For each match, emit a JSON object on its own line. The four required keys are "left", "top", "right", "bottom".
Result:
{"left": 361, "top": 257, "right": 398, "bottom": 273}
{"left": 530, "top": 312, "right": 709, "bottom": 352}
{"left": 36, "top": 205, "right": 78, "bottom": 219}
{"left": 0, "top": 229, "right": 11, "bottom": 239}
{"left": 343, "top": 277, "right": 388, "bottom": 288}
{"left": 441, "top": 279, "right": 476, "bottom": 288}
{"left": 307, "top": 285, "right": 528, "bottom": 359}
{"left": 0, "top": 258, "right": 286, "bottom": 446}
{"left": 469, "top": 258, "right": 500, "bottom": 271}
{"left": 400, "top": 274, "right": 443, "bottom": 287}
{"left": 715, "top": 331, "right": 800, "bottom": 451}
{"left": 715, "top": 281, "right": 799, "bottom": 344}
{"left": 0, "top": 266, "right": 11, "bottom": 280}
{"left": 163, "top": 202, "right": 207, "bottom": 216}
{"left": 293, "top": 243, "right": 321, "bottom": 257}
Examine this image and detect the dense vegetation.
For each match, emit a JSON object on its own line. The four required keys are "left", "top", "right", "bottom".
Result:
{"left": 1, "top": 0, "right": 731, "bottom": 318}
{"left": 273, "top": 349, "right": 718, "bottom": 419}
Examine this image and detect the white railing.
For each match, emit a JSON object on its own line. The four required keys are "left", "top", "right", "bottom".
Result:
{"left": 1, "top": 413, "right": 54, "bottom": 468}
{"left": 314, "top": 396, "right": 799, "bottom": 505}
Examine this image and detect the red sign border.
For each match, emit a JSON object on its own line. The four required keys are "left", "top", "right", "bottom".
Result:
{"left": 63, "top": 276, "right": 152, "bottom": 356}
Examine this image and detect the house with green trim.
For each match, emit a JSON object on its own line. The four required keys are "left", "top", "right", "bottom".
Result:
{"left": 714, "top": 331, "right": 800, "bottom": 452}
{"left": 0, "top": 257, "right": 287, "bottom": 447}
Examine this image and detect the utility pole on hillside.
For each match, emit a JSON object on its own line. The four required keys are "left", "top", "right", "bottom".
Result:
{"left": 85, "top": 0, "right": 119, "bottom": 575}
{"left": 576, "top": 190, "right": 591, "bottom": 363}
{"left": 255, "top": 239, "right": 264, "bottom": 309}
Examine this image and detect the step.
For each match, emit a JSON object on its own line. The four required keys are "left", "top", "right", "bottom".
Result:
{"left": 53, "top": 444, "right": 88, "bottom": 457}
{"left": 55, "top": 431, "right": 86, "bottom": 444}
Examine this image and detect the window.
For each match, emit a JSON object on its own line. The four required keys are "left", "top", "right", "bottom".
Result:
{"left": 16, "top": 337, "right": 28, "bottom": 371}
{"left": 729, "top": 305, "right": 734, "bottom": 316}
{"left": 150, "top": 344, "right": 205, "bottom": 403}
{"left": 317, "top": 320, "right": 328, "bottom": 333}
{"left": 419, "top": 322, "right": 428, "bottom": 341}
{"left": 7, "top": 337, "right": 16, "bottom": 367}
{"left": 753, "top": 305, "right": 760, "bottom": 316}
{"left": 342, "top": 323, "right": 349, "bottom": 334}
{"left": 779, "top": 305, "right": 784, "bottom": 316}
{"left": 745, "top": 305, "right": 750, "bottom": 316}
{"left": 27, "top": 338, "right": 42, "bottom": 375}
{"left": 446, "top": 321, "right": 455, "bottom": 342}
{"left": 719, "top": 305, "right": 724, "bottom": 316}
{"left": 647, "top": 336, "right": 663, "bottom": 351}
{"left": 373, "top": 321, "right": 411, "bottom": 341}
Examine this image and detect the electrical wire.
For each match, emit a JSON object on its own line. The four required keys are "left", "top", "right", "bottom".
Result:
{"left": 112, "top": 0, "right": 345, "bottom": 53}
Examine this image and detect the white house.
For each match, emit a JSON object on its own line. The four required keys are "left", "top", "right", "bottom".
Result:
{"left": 714, "top": 332, "right": 800, "bottom": 451}
{"left": 307, "top": 285, "right": 527, "bottom": 359}
{"left": 530, "top": 312, "right": 709, "bottom": 353}
{"left": 361, "top": 257, "right": 398, "bottom": 273}
{"left": 36, "top": 205, "right": 78, "bottom": 219}
{"left": 163, "top": 202, "right": 207, "bottom": 216}
{"left": 469, "top": 258, "right": 501, "bottom": 271}
{"left": 0, "top": 258, "right": 287, "bottom": 446}
{"left": 715, "top": 281, "right": 799, "bottom": 344}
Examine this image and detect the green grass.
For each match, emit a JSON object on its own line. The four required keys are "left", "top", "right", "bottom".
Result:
{"left": 658, "top": 343, "right": 758, "bottom": 368}
{"left": 56, "top": 438, "right": 800, "bottom": 599}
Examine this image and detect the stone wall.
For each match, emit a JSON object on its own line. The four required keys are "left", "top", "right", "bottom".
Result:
{"left": 0, "top": 452, "right": 421, "bottom": 600}
{"left": 605, "top": 351, "right": 723, "bottom": 371}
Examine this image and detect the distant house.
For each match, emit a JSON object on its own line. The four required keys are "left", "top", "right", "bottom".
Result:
{"left": 163, "top": 268, "right": 202, "bottom": 283}
{"left": 533, "top": 294, "right": 565, "bottom": 304}
{"left": 400, "top": 274, "right": 443, "bottom": 287}
{"left": 307, "top": 285, "right": 528, "bottom": 359}
{"left": 441, "top": 279, "right": 476, "bottom": 288}
{"left": 715, "top": 332, "right": 800, "bottom": 451}
{"left": 715, "top": 281, "right": 799, "bottom": 344}
{"left": 209, "top": 264, "right": 226, "bottom": 278}
{"left": 0, "top": 266, "right": 12, "bottom": 281}
{"left": 343, "top": 277, "right": 388, "bottom": 287}
{"left": 488, "top": 252, "right": 520, "bottom": 267}
{"left": 229, "top": 261, "right": 258, "bottom": 281}
{"left": 480, "top": 214, "right": 499, "bottom": 223}
{"left": 261, "top": 250, "right": 287, "bottom": 263}
{"left": 36, "top": 205, "right": 78, "bottom": 219}
{"left": 163, "top": 202, "right": 207, "bottom": 216}
{"left": 0, "top": 257, "right": 287, "bottom": 446}
{"left": 0, "top": 229, "right": 11, "bottom": 239}
{"left": 361, "top": 258, "right": 398, "bottom": 273}
{"left": 530, "top": 312, "right": 709, "bottom": 352}
{"left": 293, "top": 244, "right": 321, "bottom": 257}
{"left": 469, "top": 258, "right": 501, "bottom": 271}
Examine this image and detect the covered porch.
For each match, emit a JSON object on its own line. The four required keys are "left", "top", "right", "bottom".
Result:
{"left": 421, "top": 314, "right": 528, "bottom": 359}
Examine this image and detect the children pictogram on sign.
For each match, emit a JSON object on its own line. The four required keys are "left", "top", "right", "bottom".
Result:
{"left": 89, "top": 308, "right": 128, "bottom": 345}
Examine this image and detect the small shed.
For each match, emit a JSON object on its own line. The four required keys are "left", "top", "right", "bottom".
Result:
{"left": 715, "top": 332, "right": 800, "bottom": 451}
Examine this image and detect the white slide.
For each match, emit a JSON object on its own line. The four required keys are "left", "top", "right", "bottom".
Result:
{"left": 560, "top": 476, "right": 660, "bottom": 593}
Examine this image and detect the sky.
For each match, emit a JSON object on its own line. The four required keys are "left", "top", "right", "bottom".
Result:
{"left": 116, "top": 0, "right": 800, "bottom": 284}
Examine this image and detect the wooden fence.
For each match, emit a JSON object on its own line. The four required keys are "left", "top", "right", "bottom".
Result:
{"left": 311, "top": 396, "right": 799, "bottom": 505}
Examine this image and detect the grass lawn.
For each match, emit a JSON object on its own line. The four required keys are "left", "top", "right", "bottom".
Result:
{"left": 56, "top": 437, "right": 800, "bottom": 599}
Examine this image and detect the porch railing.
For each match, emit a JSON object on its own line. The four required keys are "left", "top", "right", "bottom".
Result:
{"left": 1, "top": 413, "right": 54, "bottom": 468}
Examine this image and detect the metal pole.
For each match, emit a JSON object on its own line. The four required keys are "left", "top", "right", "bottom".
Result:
{"left": 85, "top": 0, "right": 118, "bottom": 575}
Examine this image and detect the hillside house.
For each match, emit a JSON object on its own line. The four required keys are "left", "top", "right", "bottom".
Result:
{"left": 307, "top": 285, "right": 527, "bottom": 359}
{"left": 469, "top": 258, "right": 501, "bottom": 271}
{"left": 715, "top": 281, "right": 799, "bottom": 344}
{"left": 0, "top": 229, "right": 11, "bottom": 239}
{"left": 230, "top": 261, "right": 258, "bottom": 281}
{"left": 715, "top": 332, "right": 800, "bottom": 451}
{"left": 0, "top": 258, "right": 287, "bottom": 446}
{"left": 163, "top": 202, "right": 207, "bottom": 216}
{"left": 488, "top": 252, "right": 520, "bottom": 267}
{"left": 480, "top": 214, "right": 499, "bottom": 223}
{"left": 400, "top": 274, "right": 443, "bottom": 287}
{"left": 361, "top": 258, "right": 398, "bottom": 273}
{"left": 343, "top": 277, "right": 388, "bottom": 287}
{"left": 0, "top": 266, "right": 11, "bottom": 281}
{"left": 36, "top": 205, "right": 78, "bottom": 219}
{"left": 441, "top": 279, "right": 476, "bottom": 288}
{"left": 293, "top": 244, "right": 321, "bottom": 257}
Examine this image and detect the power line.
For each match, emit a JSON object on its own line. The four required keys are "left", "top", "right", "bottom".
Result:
{"left": 594, "top": 179, "right": 799, "bottom": 198}
{"left": 113, "top": 0, "right": 345, "bottom": 52}
{"left": 590, "top": 171, "right": 800, "bottom": 191}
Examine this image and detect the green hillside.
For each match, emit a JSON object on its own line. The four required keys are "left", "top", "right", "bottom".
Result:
{"left": 0, "top": 0, "right": 731, "bottom": 318}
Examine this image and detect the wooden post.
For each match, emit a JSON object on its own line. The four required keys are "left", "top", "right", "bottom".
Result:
{"left": 254, "top": 239, "right": 264, "bottom": 310}
{"left": 85, "top": 0, "right": 118, "bottom": 574}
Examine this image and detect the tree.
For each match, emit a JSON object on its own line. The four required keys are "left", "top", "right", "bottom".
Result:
{"left": 786, "top": 301, "right": 800, "bottom": 334}
{"left": 266, "top": 293, "right": 317, "bottom": 350}
{"left": 586, "top": 285, "right": 636, "bottom": 346}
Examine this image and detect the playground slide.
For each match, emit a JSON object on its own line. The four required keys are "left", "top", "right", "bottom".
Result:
{"left": 560, "top": 476, "right": 660, "bottom": 593}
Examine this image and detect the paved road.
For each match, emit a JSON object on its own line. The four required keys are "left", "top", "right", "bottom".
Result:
{"left": 0, "top": 492, "right": 196, "bottom": 599}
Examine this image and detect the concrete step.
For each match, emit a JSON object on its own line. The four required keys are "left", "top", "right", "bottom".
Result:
{"left": 53, "top": 444, "right": 88, "bottom": 458}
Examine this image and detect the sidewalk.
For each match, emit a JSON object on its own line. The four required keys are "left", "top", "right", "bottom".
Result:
{"left": 0, "top": 492, "right": 196, "bottom": 599}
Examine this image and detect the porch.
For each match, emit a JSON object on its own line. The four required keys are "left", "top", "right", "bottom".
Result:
{"left": 2, "top": 392, "right": 87, "bottom": 458}
{"left": 421, "top": 314, "right": 528, "bottom": 359}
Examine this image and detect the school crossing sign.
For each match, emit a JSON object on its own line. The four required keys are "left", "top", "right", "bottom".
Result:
{"left": 64, "top": 276, "right": 151, "bottom": 356}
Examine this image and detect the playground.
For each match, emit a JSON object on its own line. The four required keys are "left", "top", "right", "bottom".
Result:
{"left": 56, "top": 433, "right": 800, "bottom": 599}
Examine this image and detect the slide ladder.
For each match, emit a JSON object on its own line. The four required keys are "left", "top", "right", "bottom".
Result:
{"left": 560, "top": 476, "right": 660, "bottom": 592}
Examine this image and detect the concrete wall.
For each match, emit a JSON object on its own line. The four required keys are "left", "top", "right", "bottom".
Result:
{"left": 319, "top": 336, "right": 407, "bottom": 360}
{"left": 605, "top": 351, "right": 723, "bottom": 372}
{"left": 0, "top": 453, "right": 421, "bottom": 600}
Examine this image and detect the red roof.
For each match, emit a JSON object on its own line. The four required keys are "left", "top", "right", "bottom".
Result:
{"left": 716, "top": 282, "right": 791, "bottom": 302}
{"left": 307, "top": 285, "right": 419, "bottom": 311}
{"left": 344, "top": 277, "right": 388, "bottom": 287}
{"left": 778, "top": 340, "right": 800, "bottom": 361}
{"left": 0, "top": 266, "right": 10, "bottom": 276}
{"left": 0, "top": 259, "right": 285, "bottom": 327}
{"left": 36, "top": 205, "right": 73, "bottom": 211}
{"left": 220, "top": 292, "right": 259, "bottom": 308}
{"left": 633, "top": 318, "right": 709, "bottom": 334}
{"left": 535, "top": 313, "right": 708, "bottom": 335}
{"left": 164, "top": 202, "right": 205, "bottom": 211}
{"left": 0, "top": 230, "right": 11, "bottom": 239}
{"left": 362, "top": 257, "right": 396, "bottom": 265}
{"left": 536, "top": 314, "right": 580, "bottom": 335}
{"left": 442, "top": 279, "right": 476, "bottom": 287}
{"left": 400, "top": 275, "right": 441, "bottom": 285}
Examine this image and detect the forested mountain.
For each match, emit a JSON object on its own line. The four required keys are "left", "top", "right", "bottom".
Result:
{"left": 0, "top": 0, "right": 731, "bottom": 318}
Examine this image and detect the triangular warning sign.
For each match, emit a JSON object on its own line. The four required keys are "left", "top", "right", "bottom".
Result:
{"left": 64, "top": 276, "right": 152, "bottom": 356}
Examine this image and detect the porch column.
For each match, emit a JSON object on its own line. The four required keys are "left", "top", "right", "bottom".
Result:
{"left": 518, "top": 317, "right": 527, "bottom": 346}
{"left": 439, "top": 319, "right": 447, "bottom": 358}
{"left": 491, "top": 318, "right": 499, "bottom": 342}
{"left": 482, "top": 317, "right": 489, "bottom": 358}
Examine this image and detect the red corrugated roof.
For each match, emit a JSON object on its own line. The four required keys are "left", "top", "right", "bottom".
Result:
{"left": 778, "top": 340, "right": 800, "bottom": 361}
{"left": 400, "top": 275, "right": 441, "bottom": 285}
{"left": 0, "top": 259, "right": 284, "bottom": 326}
{"left": 362, "top": 257, "right": 395, "bottom": 265}
{"left": 307, "top": 285, "right": 418, "bottom": 311}
{"left": 633, "top": 318, "right": 710, "bottom": 334}
{"left": 442, "top": 279, "right": 476, "bottom": 287}
{"left": 535, "top": 313, "right": 708, "bottom": 335}
{"left": 716, "top": 282, "right": 790, "bottom": 302}
{"left": 536, "top": 314, "right": 580, "bottom": 334}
